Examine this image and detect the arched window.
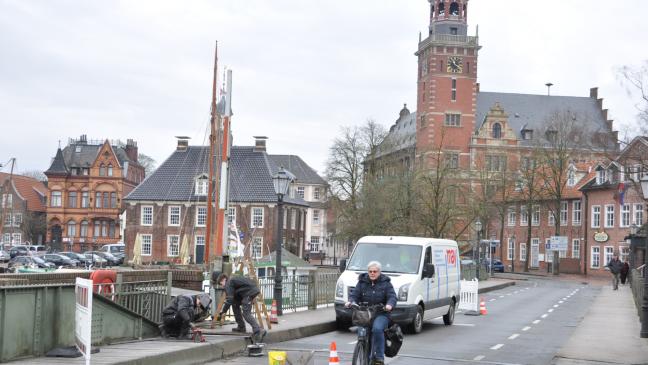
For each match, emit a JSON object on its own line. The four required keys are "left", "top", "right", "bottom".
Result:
{"left": 438, "top": 2, "right": 445, "bottom": 16}
{"left": 80, "top": 220, "right": 88, "bottom": 237}
{"left": 492, "top": 123, "right": 502, "bottom": 139}
{"left": 67, "top": 220, "right": 77, "bottom": 237}
{"left": 107, "top": 164, "right": 113, "bottom": 176}
{"left": 99, "top": 164, "right": 106, "bottom": 176}
{"left": 450, "top": 2, "right": 460, "bottom": 16}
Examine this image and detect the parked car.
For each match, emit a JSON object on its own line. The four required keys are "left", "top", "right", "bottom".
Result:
{"left": 9, "top": 246, "right": 29, "bottom": 258}
{"left": 99, "top": 243, "right": 125, "bottom": 264}
{"left": 83, "top": 252, "right": 110, "bottom": 267}
{"left": 9, "top": 255, "right": 55, "bottom": 269}
{"left": 59, "top": 252, "right": 91, "bottom": 266}
{"left": 0, "top": 250, "right": 10, "bottom": 262}
{"left": 485, "top": 259, "right": 505, "bottom": 273}
{"left": 43, "top": 253, "right": 78, "bottom": 267}
{"left": 27, "top": 245, "right": 49, "bottom": 254}
{"left": 85, "top": 251, "right": 120, "bottom": 266}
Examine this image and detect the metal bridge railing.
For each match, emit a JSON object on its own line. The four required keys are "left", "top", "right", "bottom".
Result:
{"left": 257, "top": 271, "right": 340, "bottom": 312}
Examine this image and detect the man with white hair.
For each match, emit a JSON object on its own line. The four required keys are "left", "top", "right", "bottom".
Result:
{"left": 345, "top": 261, "right": 397, "bottom": 365}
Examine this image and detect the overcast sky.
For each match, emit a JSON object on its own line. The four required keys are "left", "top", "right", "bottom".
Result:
{"left": 1, "top": 0, "right": 647, "bottom": 177}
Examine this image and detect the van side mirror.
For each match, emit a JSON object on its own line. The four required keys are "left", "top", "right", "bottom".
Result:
{"left": 423, "top": 263, "right": 435, "bottom": 278}
{"left": 339, "top": 258, "right": 347, "bottom": 272}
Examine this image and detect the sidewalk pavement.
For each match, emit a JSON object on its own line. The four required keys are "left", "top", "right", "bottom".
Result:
{"left": 552, "top": 282, "right": 648, "bottom": 365}
{"left": 10, "top": 278, "right": 515, "bottom": 365}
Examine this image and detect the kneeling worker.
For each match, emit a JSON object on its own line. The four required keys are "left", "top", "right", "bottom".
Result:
{"left": 216, "top": 273, "right": 267, "bottom": 343}
{"left": 159, "top": 293, "right": 211, "bottom": 338}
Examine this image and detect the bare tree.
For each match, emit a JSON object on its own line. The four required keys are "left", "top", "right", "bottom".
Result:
{"left": 138, "top": 153, "right": 157, "bottom": 176}
{"left": 20, "top": 211, "right": 46, "bottom": 244}
{"left": 618, "top": 61, "right": 648, "bottom": 134}
{"left": 21, "top": 170, "right": 47, "bottom": 182}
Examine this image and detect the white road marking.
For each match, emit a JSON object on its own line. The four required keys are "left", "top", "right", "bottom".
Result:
{"left": 541, "top": 314, "right": 548, "bottom": 318}
{"left": 559, "top": 300, "right": 564, "bottom": 304}
{"left": 533, "top": 320, "right": 541, "bottom": 324}
{"left": 474, "top": 355, "right": 485, "bottom": 361}
{"left": 522, "top": 326, "right": 531, "bottom": 331}
{"left": 507, "top": 293, "right": 512, "bottom": 296}
{"left": 508, "top": 334, "right": 520, "bottom": 340}
{"left": 490, "top": 299, "right": 496, "bottom": 302}
{"left": 553, "top": 304, "right": 559, "bottom": 308}
{"left": 548, "top": 309, "right": 554, "bottom": 313}
{"left": 499, "top": 296, "right": 505, "bottom": 298}
{"left": 453, "top": 323, "right": 476, "bottom": 327}
{"left": 348, "top": 340, "right": 357, "bottom": 345}
{"left": 491, "top": 344, "right": 504, "bottom": 350}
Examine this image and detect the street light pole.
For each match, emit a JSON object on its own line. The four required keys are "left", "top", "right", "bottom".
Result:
{"left": 475, "top": 219, "right": 482, "bottom": 280}
{"left": 272, "top": 167, "right": 295, "bottom": 316}
{"left": 639, "top": 176, "right": 648, "bottom": 338}
{"left": 511, "top": 234, "right": 516, "bottom": 273}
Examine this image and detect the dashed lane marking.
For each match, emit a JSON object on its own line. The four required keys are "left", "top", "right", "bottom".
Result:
{"left": 453, "top": 323, "right": 476, "bottom": 327}
{"left": 548, "top": 309, "right": 554, "bottom": 313}
{"left": 541, "top": 314, "right": 548, "bottom": 318}
{"left": 522, "top": 326, "right": 531, "bottom": 331}
{"left": 553, "top": 304, "right": 559, "bottom": 308}
{"left": 533, "top": 320, "right": 541, "bottom": 324}
{"left": 499, "top": 296, "right": 505, "bottom": 298}
{"left": 508, "top": 334, "right": 520, "bottom": 340}
{"left": 473, "top": 355, "right": 485, "bottom": 361}
{"left": 491, "top": 344, "right": 504, "bottom": 350}
{"left": 559, "top": 301, "right": 564, "bottom": 304}
{"left": 490, "top": 299, "right": 496, "bottom": 302}
{"left": 348, "top": 340, "right": 357, "bottom": 345}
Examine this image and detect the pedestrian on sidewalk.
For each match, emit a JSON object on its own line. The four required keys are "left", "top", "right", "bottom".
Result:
{"left": 216, "top": 273, "right": 267, "bottom": 343}
{"left": 605, "top": 254, "right": 624, "bottom": 290}
{"left": 620, "top": 260, "right": 630, "bottom": 285}
{"left": 159, "top": 293, "right": 211, "bottom": 338}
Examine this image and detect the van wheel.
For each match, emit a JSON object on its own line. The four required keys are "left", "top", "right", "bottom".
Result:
{"left": 443, "top": 300, "right": 455, "bottom": 325}
{"left": 408, "top": 306, "right": 423, "bottom": 334}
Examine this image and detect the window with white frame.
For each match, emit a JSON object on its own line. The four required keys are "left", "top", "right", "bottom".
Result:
{"left": 3, "top": 233, "right": 10, "bottom": 244}
{"left": 507, "top": 237, "right": 514, "bottom": 260}
{"left": 520, "top": 206, "right": 528, "bottom": 226}
{"left": 196, "top": 206, "right": 207, "bottom": 227}
{"left": 51, "top": 191, "right": 62, "bottom": 207}
{"left": 1, "top": 194, "right": 12, "bottom": 207}
{"left": 634, "top": 204, "right": 644, "bottom": 226}
{"left": 310, "top": 236, "right": 320, "bottom": 252}
{"left": 195, "top": 178, "right": 208, "bottom": 196}
{"left": 313, "top": 188, "right": 321, "bottom": 200}
{"left": 591, "top": 246, "right": 600, "bottom": 268}
{"left": 141, "top": 206, "right": 153, "bottom": 226}
{"left": 560, "top": 201, "right": 568, "bottom": 226}
{"left": 507, "top": 207, "right": 516, "bottom": 226}
{"left": 572, "top": 239, "right": 581, "bottom": 259}
{"left": 520, "top": 243, "right": 527, "bottom": 261}
{"left": 620, "top": 245, "right": 629, "bottom": 262}
{"left": 12, "top": 233, "right": 21, "bottom": 244}
{"left": 3, "top": 214, "right": 10, "bottom": 226}
{"left": 252, "top": 237, "right": 263, "bottom": 259}
{"left": 252, "top": 208, "right": 264, "bottom": 228}
{"left": 621, "top": 204, "right": 630, "bottom": 227}
{"left": 296, "top": 187, "right": 305, "bottom": 199}
{"left": 291, "top": 210, "right": 296, "bottom": 229}
{"left": 195, "top": 235, "right": 205, "bottom": 256}
{"left": 228, "top": 207, "right": 236, "bottom": 226}
{"left": 67, "top": 220, "right": 76, "bottom": 237}
{"left": 604, "top": 246, "right": 614, "bottom": 266}
{"left": 592, "top": 206, "right": 601, "bottom": 228}
{"left": 567, "top": 169, "right": 576, "bottom": 186}
{"left": 572, "top": 200, "right": 581, "bottom": 225}
{"left": 548, "top": 210, "right": 555, "bottom": 227}
{"left": 596, "top": 169, "right": 604, "bottom": 184}
{"left": 168, "top": 206, "right": 181, "bottom": 226}
{"left": 604, "top": 205, "right": 614, "bottom": 228}
{"left": 11, "top": 213, "right": 20, "bottom": 226}
{"left": 141, "top": 234, "right": 152, "bottom": 256}
{"left": 313, "top": 210, "right": 320, "bottom": 225}
{"left": 167, "top": 235, "right": 180, "bottom": 257}
{"left": 532, "top": 205, "right": 540, "bottom": 226}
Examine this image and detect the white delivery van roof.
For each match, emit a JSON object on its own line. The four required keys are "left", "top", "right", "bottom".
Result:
{"left": 357, "top": 236, "right": 457, "bottom": 247}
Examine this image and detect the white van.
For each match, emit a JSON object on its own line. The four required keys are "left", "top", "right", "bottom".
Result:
{"left": 334, "top": 236, "right": 461, "bottom": 333}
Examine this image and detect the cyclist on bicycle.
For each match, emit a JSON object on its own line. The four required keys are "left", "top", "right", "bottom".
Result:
{"left": 345, "top": 261, "right": 397, "bottom": 365}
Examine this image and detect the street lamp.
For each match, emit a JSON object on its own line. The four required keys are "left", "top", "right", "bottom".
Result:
{"left": 639, "top": 175, "right": 648, "bottom": 338}
{"left": 475, "top": 219, "right": 482, "bottom": 280}
{"left": 510, "top": 234, "right": 516, "bottom": 273}
{"left": 273, "top": 167, "right": 295, "bottom": 316}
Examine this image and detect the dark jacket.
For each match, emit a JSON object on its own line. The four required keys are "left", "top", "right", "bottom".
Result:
{"left": 349, "top": 273, "right": 397, "bottom": 308}
{"left": 162, "top": 294, "right": 197, "bottom": 324}
{"left": 221, "top": 276, "right": 261, "bottom": 313}
{"left": 606, "top": 259, "right": 624, "bottom": 274}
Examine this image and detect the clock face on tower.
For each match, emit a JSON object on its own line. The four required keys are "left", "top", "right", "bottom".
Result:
{"left": 447, "top": 56, "right": 463, "bottom": 73}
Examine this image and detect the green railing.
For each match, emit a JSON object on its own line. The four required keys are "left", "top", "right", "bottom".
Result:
{"left": 630, "top": 268, "right": 645, "bottom": 321}
{"left": 257, "top": 271, "right": 340, "bottom": 312}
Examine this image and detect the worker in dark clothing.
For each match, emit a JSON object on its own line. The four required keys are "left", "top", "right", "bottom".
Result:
{"left": 216, "top": 273, "right": 267, "bottom": 343}
{"left": 159, "top": 293, "right": 211, "bottom": 338}
{"left": 606, "top": 254, "right": 624, "bottom": 290}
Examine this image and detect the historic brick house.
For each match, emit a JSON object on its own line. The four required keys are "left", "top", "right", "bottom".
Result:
{"left": 123, "top": 137, "right": 311, "bottom": 264}
{"left": 44, "top": 135, "right": 145, "bottom": 250}
{"left": 0, "top": 172, "right": 48, "bottom": 247}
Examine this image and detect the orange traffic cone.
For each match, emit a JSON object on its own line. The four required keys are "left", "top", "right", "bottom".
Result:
{"left": 270, "top": 299, "right": 279, "bottom": 324}
{"left": 479, "top": 297, "right": 487, "bottom": 315}
{"left": 328, "top": 341, "right": 340, "bottom": 365}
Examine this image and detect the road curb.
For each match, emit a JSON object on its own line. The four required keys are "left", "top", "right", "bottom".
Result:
{"left": 478, "top": 281, "right": 515, "bottom": 294}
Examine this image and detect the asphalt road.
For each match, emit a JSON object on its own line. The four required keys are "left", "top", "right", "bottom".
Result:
{"left": 210, "top": 277, "right": 599, "bottom": 365}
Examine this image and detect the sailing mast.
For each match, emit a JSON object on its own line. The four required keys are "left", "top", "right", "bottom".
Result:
{"left": 205, "top": 43, "right": 219, "bottom": 266}
{"left": 215, "top": 69, "right": 232, "bottom": 257}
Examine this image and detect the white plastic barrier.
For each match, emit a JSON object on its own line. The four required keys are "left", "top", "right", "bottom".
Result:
{"left": 459, "top": 279, "right": 479, "bottom": 315}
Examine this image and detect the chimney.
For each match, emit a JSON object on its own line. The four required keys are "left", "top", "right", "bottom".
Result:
{"left": 253, "top": 136, "right": 268, "bottom": 152}
{"left": 79, "top": 134, "right": 88, "bottom": 145}
{"left": 125, "top": 139, "right": 138, "bottom": 161}
{"left": 176, "top": 136, "right": 190, "bottom": 152}
{"left": 590, "top": 87, "right": 598, "bottom": 99}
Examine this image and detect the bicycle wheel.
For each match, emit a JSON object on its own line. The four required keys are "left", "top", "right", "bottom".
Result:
{"left": 352, "top": 340, "right": 368, "bottom": 365}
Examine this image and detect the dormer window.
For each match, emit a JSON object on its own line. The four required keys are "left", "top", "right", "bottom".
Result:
{"left": 567, "top": 168, "right": 576, "bottom": 187}
{"left": 522, "top": 129, "right": 533, "bottom": 140}
{"left": 492, "top": 123, "right": 502, "bottom": 139}
{"left": 195, "top": 176, "right": 208, "bottom": 196}
{"left": 546, "top": 129, "right": 557, "bottom": 143}
{"left": 596, "top": 168, "right": 604, "bottom": 184}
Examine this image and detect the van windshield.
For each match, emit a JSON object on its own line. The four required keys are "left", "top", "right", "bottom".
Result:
{"left": 347, "top": 243, "right": 422, "bottom": 274}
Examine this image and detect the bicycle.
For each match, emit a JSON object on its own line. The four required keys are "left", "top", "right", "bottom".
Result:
{"left": 350, "top": 303, "right": 386, "bottom": 365}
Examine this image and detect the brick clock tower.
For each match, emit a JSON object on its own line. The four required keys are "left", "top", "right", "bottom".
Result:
{"left": 415, "top": 0, "right": 480, "bottom": 170}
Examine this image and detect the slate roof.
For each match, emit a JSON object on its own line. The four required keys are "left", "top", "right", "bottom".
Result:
{"left": 125, "top": 146, "right": 308, "bottom": 206}
{"left": 45, "top": 148, "right": 68, "bottom": 175}
{"left": 0, "top": 173, "right": 48, "bottom": 212}
{"left": 45, "top": 142, "right": 139, "bottom": 174}
{"left": 269, "top": 155, "right": 327, "bottom": 185}
{"left": 476, "top": 91, "right": 615, "bottom": 149}
{"left": 377, "top": 104, "right": 417, "bottom": 158}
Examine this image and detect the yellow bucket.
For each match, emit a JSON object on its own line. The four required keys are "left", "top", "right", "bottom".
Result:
{"left": 268, "top": 351, "right": 287, "bottom": 365}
